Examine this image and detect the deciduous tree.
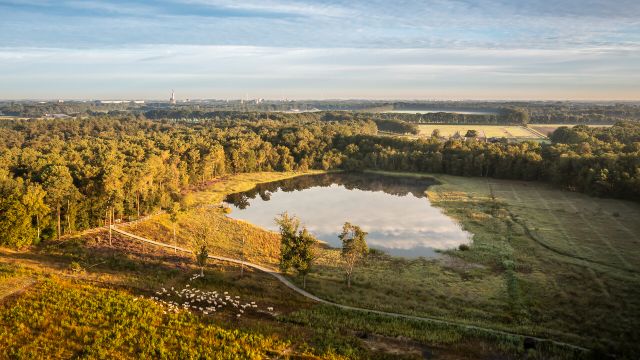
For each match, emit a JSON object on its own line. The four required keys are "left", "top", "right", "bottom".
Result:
{"left": 339, "top": 222, "right": 368, "bottom": 288}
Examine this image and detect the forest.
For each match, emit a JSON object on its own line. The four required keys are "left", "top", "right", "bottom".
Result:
{"left": 3, "top": 100, "right": 640, "bottom": 125}
{"left": 0, "top": 115, "right": 639, "bottom": 248}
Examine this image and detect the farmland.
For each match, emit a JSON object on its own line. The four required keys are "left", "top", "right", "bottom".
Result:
{"left": 413, "top": 124, "right": 547, "bottom": 140}
{"left": 528, "top": 124, "right": 613, "bottom": 136}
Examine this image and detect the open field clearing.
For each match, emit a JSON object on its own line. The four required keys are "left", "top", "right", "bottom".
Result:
{"left": 415, "top": 124, "right": 546, "bottom": 140}
{"left": 0, "top": 116, "right": 31, "bottom": 121}
{"left": 119, "top": 171, "right": 640, "bottom": 357}
{"left": 528, "top": 124, "right": 613, "bottom": 136}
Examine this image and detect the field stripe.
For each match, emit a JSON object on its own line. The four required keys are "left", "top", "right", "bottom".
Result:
{"left": 528, "top": 191, "right": 611, "bottom": 297}
{"left": 558, "top": 193, "right": 634, "bottom": 271}
{"left": 525, "top": 127, "right": 548, "bottom": 138}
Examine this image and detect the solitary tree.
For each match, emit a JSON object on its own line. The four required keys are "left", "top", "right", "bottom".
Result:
{"left": 192, "top": 214, "right": 213, "bottom": 277}
{"left": 168, "top": 202, "right": 181, "bottom": 253}
{"left": 294, "top": 228, "right": 316, "bottom": 289}
{"left": 195, "top": 244, "right": 209, "bottom": 276}
{"left": 275, "top": 212, "right": 300, "bottom": 272}
{"left": 275, "top": 212, "right": 317, "bottom": 288}
{"left": 339, "top": 222, "right": 368, "bottom": 288}
{"left": 239, "top": 236, "right": 246, "bottom": 278}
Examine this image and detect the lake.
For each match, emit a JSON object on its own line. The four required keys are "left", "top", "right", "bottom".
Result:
{"left": 384, "top": 109, "right": 499, "bottom": 115}
{"left": 224, "top": 173, "right": 471, "bottom": 258}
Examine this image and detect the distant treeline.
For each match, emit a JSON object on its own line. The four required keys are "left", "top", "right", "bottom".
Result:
{"left": 375, "top": 108, "right": 530, "bottom": 125}
{"left": 0, "top": 116, "right": 639, "bottom": 247}
{"left": 143, "top": 109, "right": 529, "bottom": 127}
{"left": 366, "top": 101, "right": 640, "bottom": 124}
{"left": 4, "top": 100, "right": 640, "bottom": 125}
{"left": 0, "top": 101, "right": 141, "bottom": 117}
{"left": 527, "top": 103, "right": 640, "bottom": 124}
{"left": 370, "top": 119, "right": 419, "bottom": 134}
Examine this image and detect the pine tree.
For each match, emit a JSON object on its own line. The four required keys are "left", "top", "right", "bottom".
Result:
{"left": 41, "top": 165, "right": 77, "bottom": 241}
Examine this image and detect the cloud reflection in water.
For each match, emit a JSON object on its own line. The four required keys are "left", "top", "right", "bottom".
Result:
{"left": 224, "top": 173, "right": 471, "bottom": 258}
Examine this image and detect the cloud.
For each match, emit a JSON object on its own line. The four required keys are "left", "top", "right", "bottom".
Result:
{"left": 0, "top": 44, "right": 638, "bottom": 99}
{"left": 0, "top": 1, "right": 638, "bottom": 99}
{"left": 1, "top": 0, "right": 639, "bottom": 50}
{"left": 178, "top": 0, "right": 352, "bottom": 18}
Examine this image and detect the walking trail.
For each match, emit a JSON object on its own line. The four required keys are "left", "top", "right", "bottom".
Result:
{"left": 0, "top": 276, "right": 36, "bottom": 301}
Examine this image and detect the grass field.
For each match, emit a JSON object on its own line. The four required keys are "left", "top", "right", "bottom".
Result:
{"left": 415, "top": 124, "right": 546, "bottom": 140}
{"left": 528, "top": 124, "right": 613, "bottom": 136}
{"left": 3, "top": 171, "right": 639, "bottom": 358}
{"left": 0, "top": 221, "right": 529, "bottom": 359}
{"left": 121, "top": 171, "right": 640, "bottom": 357}
{"left": 0, "top": 171, "right": 533, "bottom": 359}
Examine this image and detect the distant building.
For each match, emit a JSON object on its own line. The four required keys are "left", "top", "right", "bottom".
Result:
{"left": 44, "top": 113, "right": 71, "bottom": 119}
{"left": 98, "top": 100, "right": 144, "bottom": 104}
{"left": 99, "top": 100, "right": 126, "bottom": 104}
{"left": 170, "top": 90, "right": 176, "bottom": 104}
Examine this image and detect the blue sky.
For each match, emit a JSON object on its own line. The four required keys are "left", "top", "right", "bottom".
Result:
{"left": 1, "top": 0, "right": 639, "bottom": 100}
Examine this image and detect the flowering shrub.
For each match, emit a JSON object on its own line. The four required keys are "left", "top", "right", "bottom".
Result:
{"left": 0, "top": 278, "right": 288, "bottom": 359}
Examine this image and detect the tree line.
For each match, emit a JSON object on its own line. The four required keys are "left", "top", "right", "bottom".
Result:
{"left": 0, "top": 116, "right": 638, "bottom": 248}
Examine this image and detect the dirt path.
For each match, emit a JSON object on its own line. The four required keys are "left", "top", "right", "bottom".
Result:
{"left": 111, "top": 225, "right": 590, "bottom": 354}
{"left": 0, "top": 276, "right": 36, "bottom": 301}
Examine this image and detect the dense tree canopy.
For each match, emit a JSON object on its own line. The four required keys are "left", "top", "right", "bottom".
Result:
{"left": 0, "top": 115, "right": 638, "bottom": 247}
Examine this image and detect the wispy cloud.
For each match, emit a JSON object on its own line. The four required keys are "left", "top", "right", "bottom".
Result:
{"left": 0, "top": 44, "right": 638, "bottom": 99}
{"left": 0, "top": 1, "right": 638, "bottom": 98}
{"left": 179, "top": 0, "right": 352, "bottom": 18}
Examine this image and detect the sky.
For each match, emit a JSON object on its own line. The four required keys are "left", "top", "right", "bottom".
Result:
{"left": 0, "top": 0, "right": 639, "bottom": 100}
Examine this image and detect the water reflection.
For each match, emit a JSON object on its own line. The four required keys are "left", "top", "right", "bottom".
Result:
{"left": 224, "top": 173, "right": 471, "bottom": 258}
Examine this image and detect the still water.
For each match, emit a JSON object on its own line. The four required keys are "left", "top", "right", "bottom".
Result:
{"left": 224, "top": 173, "right": 471, "bottom": 258}
{"left": 384, "top": 109, "right": 498, "bottom": 115}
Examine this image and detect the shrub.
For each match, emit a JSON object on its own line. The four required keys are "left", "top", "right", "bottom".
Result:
{"left": 68, "top": 261, "right": 83, "bottom": 273}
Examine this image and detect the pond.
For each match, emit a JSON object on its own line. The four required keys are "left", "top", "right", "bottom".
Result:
{"left": 223, "top": 173, "right": 471, "bottom": 258}
{"left": 384, "top": 109, "right": 498, "bottom": 115}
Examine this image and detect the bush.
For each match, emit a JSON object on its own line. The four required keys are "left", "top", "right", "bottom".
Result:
{"left": 68, "top": 261, "right": 83, "bottom": 273}
{"left": 458, "top": 244, "right": 470, "bottom": 251}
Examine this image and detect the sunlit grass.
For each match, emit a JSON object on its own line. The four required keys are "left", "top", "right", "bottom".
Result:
{"left": 0, "top": 278, "right": 292, "bottom": 359}
{"left": 129, "top": 170, "right": 640, "bottom": 355}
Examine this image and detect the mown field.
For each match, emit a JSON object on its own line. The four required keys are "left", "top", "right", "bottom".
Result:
{"left": 528, "top": 124, "right": 613, "bottom": 136}
{"left": 289, "top": 172, "right": 640, "bottom": 356}
{"left": 414, "top": 124, "right": 546, "bottom": 140}
{"left": 120, "top": 171, "right": 640, "bottom": 358}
